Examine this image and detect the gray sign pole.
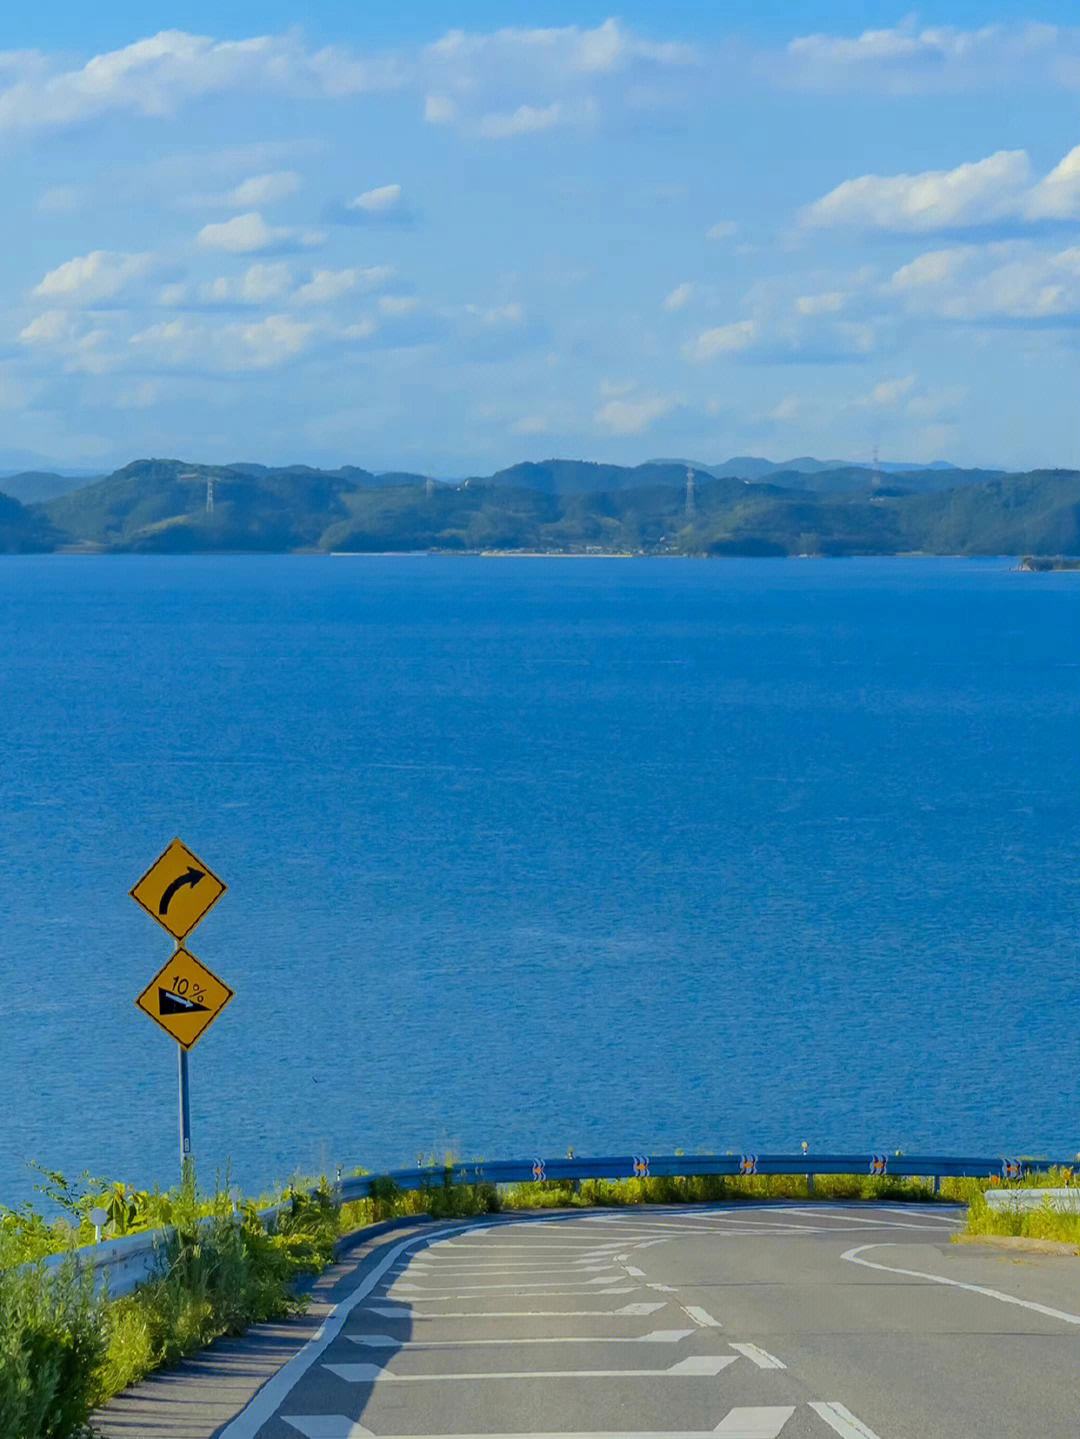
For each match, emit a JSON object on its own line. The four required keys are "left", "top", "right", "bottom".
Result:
{"left": 177, "top": 1044, "right": 192, "bottom": 1177}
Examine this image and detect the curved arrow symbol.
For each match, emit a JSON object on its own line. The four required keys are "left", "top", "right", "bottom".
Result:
{"left": 159, "top": 866, "right": 205, "bottom": 916}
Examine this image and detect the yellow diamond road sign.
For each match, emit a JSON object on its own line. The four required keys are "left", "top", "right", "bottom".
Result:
{"left": 136, "top": 948, "right": 235, "bottom": 1051}
{"left": 130, "top": 838, "right": 226, "bottom": 940}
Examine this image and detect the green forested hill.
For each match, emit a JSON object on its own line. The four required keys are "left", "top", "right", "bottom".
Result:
{"left": 24, "top": 455, "right": 1080, "bottom": 556}
{"left": 0, "top": 492, "right": 60, "bottom": 552}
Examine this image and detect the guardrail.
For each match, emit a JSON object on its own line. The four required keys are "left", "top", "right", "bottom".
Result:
{"left": 37, "top": 1150, "right": 1077, "bottom": 1299}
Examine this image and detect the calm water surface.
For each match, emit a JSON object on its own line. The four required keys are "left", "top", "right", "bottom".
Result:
{"left": 2, "top": 555, "right": 1079, "bottom": 1204}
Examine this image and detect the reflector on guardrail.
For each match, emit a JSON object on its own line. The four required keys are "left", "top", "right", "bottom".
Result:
{"left": 739, "top": 1155, "right": 758, "bottom": 1175}
{"left": 869, "top": 1154, "right": 888, "bottom": 1176}
{"left": 632, "top": 1155, "right": 650, "bottom": 1177}
{"left": 532, "top": 1159, "right": 546, "bottom": 1181}
{"left": 1001, "top": 1159, "right": 1024, "bottom": 1181}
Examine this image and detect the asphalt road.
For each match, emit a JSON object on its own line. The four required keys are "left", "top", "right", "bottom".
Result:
{"left": 97, "top": 1203, "right": 1080, "bottom": 1439}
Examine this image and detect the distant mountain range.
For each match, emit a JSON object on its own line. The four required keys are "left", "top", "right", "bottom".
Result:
{"left": 1, "top": 454, "right": 1077, "bottom": 557}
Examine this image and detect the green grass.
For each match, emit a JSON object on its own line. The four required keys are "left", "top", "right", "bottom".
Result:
{"left": 963, "top": 1168, "right": 1080, "bottom": 1246}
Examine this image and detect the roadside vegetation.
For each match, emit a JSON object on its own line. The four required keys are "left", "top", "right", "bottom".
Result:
{"left": 962, "top": 1167, "right": 1080, "bottom": 1246}
{"left": 1, "top": 1159, "right": 1074, "bottom": 1437}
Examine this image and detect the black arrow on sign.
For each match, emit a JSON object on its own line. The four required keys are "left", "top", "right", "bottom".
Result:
{"left": 159, "top": 988, "right": 210, "bottom": 1017}
{"left": 158, "top": 866, "right": 205, "bottom": 916}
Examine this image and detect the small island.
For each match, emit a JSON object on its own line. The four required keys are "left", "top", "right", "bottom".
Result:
{"left": 1017, "top": 556, "right": 1080, "bottom": 572}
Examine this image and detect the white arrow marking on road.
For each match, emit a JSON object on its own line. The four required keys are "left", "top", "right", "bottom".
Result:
{"left": 324, "top": 1355, "right": 737, "bottom": 1382}
{"left": 284, "top": 1413, "right": 795, "bottom": 1439}
{"left": 364, "top": 1301, "right": 668, "bottom": 1319}
{"left": 808, "top": 1402, "right": 883, "bottom": 1438}
{"left": 729, "top": 1343, "right": 786, "bottom": 1370}
{"left": 347, "top": 1329, "right": 692, "bottom": 1349}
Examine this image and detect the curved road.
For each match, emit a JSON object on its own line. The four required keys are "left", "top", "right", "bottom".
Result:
{"left": 97, "top": 1203, "right": 1080, "bottom": 1439}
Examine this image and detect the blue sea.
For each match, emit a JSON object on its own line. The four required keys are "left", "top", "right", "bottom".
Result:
{"left": 2, "top": 555, "right": 1079, "bottom": 1206}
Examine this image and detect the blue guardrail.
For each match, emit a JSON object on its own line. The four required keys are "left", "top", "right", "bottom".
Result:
{"left": 338, "top": 1150, "right": 1075, "bottom": 1201}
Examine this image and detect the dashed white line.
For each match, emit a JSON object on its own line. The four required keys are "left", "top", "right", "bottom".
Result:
{"left": 808, "top": 1401, "right": 883, "bottom": 1438}
{"left": 729, "top": 1343, "right": 786, "bottom": 1370}
{"left": 624, "top": 1265, "right": 646, "bottom": 1277}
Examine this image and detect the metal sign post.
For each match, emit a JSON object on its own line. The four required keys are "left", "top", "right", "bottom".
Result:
{"left": 178, "top": 1045, "right": 192, "bottom": 1170}
{"left": 130, "top": 838, "right": 233, "bottom": 1182}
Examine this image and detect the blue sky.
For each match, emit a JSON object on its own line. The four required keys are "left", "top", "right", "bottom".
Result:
{"left": 5, "top": 6, "right": 1080, "bottom": 473}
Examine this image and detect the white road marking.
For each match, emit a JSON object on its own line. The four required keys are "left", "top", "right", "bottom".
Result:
{"left": 407, "top": 1263, "right": 613, "bottom": 1273}
{"left": 215, "top": 1218, "right": 477, "bottom": 1439}
{"left": 390, "top": 1275, "right": 620, "bottom": 1293}
{"left": 729, "top": 1343, "right": 786, "bottom": 1370}
{"left": 842, "top": 1243, "right": 1080, "bottom": 1326}
{"left": 347, "top": 1328, "right": 693, "bottom": 1348}
{"left": 324, "top": 1355, "right": 737, "bottom": 1381}
{"left": 782, "top": 1209, "right": 958, "bottom": 1233}
{"left": 285, "top": 1415, "right": 795, "bottom": 1439}
{"left": 682, "top": 1305, "right": 723, "bottom": 1328}
{"left": 808, "top": 1401, "right": 883, "bottom": 1438}
{"left": 624, "top": 1265, "right": 646, "bottom": 1277}
{"left": 714, "top": 1410, "right": 796, "bottom": 1437}
{"left": 648, "top": 1282, "right": 678, "bottom": 1292}
{"left": 364, "top": 1300, "right": 667, "bottom": 1319}
{"left": 392, "top": 1286, "right": 637, "bottom": 1300}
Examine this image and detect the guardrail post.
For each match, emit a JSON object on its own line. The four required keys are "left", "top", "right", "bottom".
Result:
{"left": 806, "top": 1172, "right": 815, "bottom": 1196}
{"left": 933, "top": 1175, "right": 941, "bottom": 1196}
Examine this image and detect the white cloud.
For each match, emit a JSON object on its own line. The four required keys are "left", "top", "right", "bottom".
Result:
{"left": 424, "top": 93, "right": 457, "bottom": 125}
{"left": 795, "top": 290, "right": 846, "bottom": 316}
{"left": 294, "top": 266, "right": 394, "bottom": 305}
{"left": 784, "top": 19, "right": 1064, "bottom": 94}
{"left": 0, "top": 30, "right": 403, "bottom": 136}
{"left": 345, "top": 183, "right": 408, "bottom": 220}
{"left": 889, "top": 242, "right": 1080, "bottom": 321}
{"left": 663, "top": 282, "right": 694, "bottom": 312}
{"left": 421, "top": 19, "right": 693, "bottom": 137}
{"left": 802, "top": 150, "right": 1030, "bottom": 233}
{"left": 594, "top": 392, "right": 678, "bottom": 435}
{"left": 425, "top": 19, "right": 695, "bottom": 79}
{"left": 18, "top": 310, "right": 116, "bottom": 372}
{"left": 378, "top": 295, "right": 420, "bottom": 316}
{"left": 706, "top": 220, "right": 737, "bottom": 241}
{"left": 684, "top": 319, "right": 758, "bottom": 361}
{"left": 803, "top": 143, "right": 1080, "bottom": 235}
{"left": 37, "top": 184, "right": 81, "bottom": 214}
{"left": 857, "top": 375, "right": 917, "bottom": 409}
{"left": 889, "top": 248, "right": 973, "bottom": 291}
{"left": 129, "top": 311, "right": 315, "bottom": 371}
{"left": 33, "top": 249, "right": 155, "bottom": 303}
{"left": 197, "top": 211, "right": 324, "bottom": 254}
{"left": 512, "top": 414, "right": 549, "bottom": 435}
{"left": 475, "top": 102, "right": 567, "bottom": 139}
{"left": 1025, "top": 146, "right": 1080, "bottom": 220}
{"left": 765, "top": 395, "right": 802, "bottom": 423}
{"left": 222, "top": 171, "right": 302, "bottom": 208}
